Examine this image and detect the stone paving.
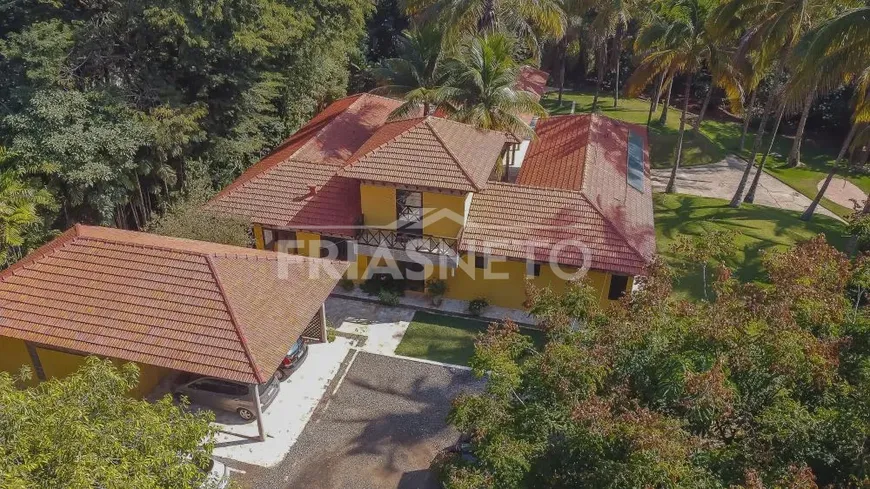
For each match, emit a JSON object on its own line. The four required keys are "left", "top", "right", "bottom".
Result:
{"left": 820, "top": 176, "right": 866, "bottom": 211}
{"left": 651, "top": 156, "right": 840, "bottom": 220}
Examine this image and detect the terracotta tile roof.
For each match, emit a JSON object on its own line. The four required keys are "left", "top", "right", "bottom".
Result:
{"left": 0, "top": 225, "right": 346, "bottom": 384}
{"left": 516, "top": 66, "right": 549, "bottom": 99}
{"left": 342, "top": 117, "right": 507, "bottom": 192}
{"left": 516, "top": 115, "right": 591, "bottom": 190}
{"left": 469, "top": 114, "right": 656, "bottom": 274}
{"left": 461, "top": 183, "right": 649, "bottom": 275}
{"left": 206, "top": 93, "right": 403, "bottom": 232}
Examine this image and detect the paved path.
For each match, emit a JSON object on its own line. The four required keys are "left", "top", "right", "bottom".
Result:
{"left": 651, "top": 156, "right": 840, "bottom": 220}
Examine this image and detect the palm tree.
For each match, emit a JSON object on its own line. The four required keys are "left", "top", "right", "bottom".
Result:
{"left": 584, "top": 0, "right": 634, "bottom": 111}
{"left": 792, "top": 6, "right": 870, "bottom": 221}
{"left": 403, "top": 0, "right": 565, "bottom": 56}
{"left": 439, "top": 33, "right": 548, "bottom": 138}
{"left": 373, "top": 26, "right": 450, "bottom": 119}
{"left": 719, "top": 0, "right": 841, "bottom": 207}
{"left": 626, "top": 0, "right": 737, "bottom": 194}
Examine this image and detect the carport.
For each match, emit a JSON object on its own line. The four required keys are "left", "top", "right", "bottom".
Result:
{"left": 0, "top": 224, "right": 346, "bottom": 441}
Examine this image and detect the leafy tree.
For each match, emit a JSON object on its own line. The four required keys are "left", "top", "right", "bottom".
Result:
{"left": 148, "top": 184, "right": 253, "bottom": 248}
{"left": 439, "top": 33, "right": 547, "bottom": 138}
{"left": 0, "top": 0, "right": 371, "bottom": 234}
{"left": 0, "top": 357, "right": 217, "bottom": 489}
{"left": 0, "top": 148, "right": 55, "bottom": 267}
{"left": 441, "top": 237, "right": 870, "bottom": 489}
{"left": 670, "top": 228, "right": 736, "bottom": 299}
{"left": 374, "top": 25, "right": 450, "bottom": 118}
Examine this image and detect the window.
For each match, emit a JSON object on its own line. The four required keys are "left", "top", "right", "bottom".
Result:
{"left": 320, "top": 236, "right": 349, "bottom": 261}
{"left": 396, "top": 189, "right": 423, "bottom": 234}
{"left": 526, "top": 262, "right": 541, "bottom": 277}
{"left": 608, "top": 275, "right": 629, "bottom": 300}
{"left": 193, "top": 379, "right": 248, "bottom": 396}
{"left": 474, "top": 255, "right": 487, "bottom": 269}
{"left": 263, "top": 228, "right": 296, "bottom": 253}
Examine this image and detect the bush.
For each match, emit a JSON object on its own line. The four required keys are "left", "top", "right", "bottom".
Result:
{"left": 468, "top": 297, "right": 489, "bottom": 316}
{"left": 338, "top": 278, "right": 355, "bottom": 291}
{"left": 360, "top": 273, "right": 406, "bottom": 296}
{"left": 378, "top": 289, "right": 401, "bottom": 306}
{"left": 426, "top": 279, "right": 449, "bottom": 305}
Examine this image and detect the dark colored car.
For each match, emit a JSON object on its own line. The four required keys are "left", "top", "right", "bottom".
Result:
{"left": 173, "top": 373, "right": 281, "bottom": 420}
{"left": 276, "top": 338, "right": 309, "bottom": 381}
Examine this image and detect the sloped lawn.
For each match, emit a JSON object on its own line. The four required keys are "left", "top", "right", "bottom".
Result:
{"left": 655, "top": 193, "right": 847, "bottom": 299}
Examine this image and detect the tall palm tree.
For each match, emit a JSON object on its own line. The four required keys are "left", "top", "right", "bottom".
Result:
{"left": 584, "top": 0, "right": 635, "bottom": 111}
{"left": 791, "top": 6, "right": 870, "bottom": 221}
{"left": 439, "top": 33, "right": 548, "bottom": 138}
{"left": 719, "top": 0, "right": 841, "bottom": 207}
{"left": 373, "top": 26, "right": 450, "bottom": 120}
{"left": 626, "top": 0, "right": 739, "bottom": 194}
{"left": 403, "top": 0, "right": 565, "bottom": 56}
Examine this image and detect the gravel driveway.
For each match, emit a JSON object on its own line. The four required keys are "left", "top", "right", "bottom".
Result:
{"left": 237, "top": 352, "right": 483, "bottom": 489}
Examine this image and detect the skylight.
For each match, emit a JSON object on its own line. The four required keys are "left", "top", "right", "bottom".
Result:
{"left": 627, "top": 130, "right": 644, "bottom": 192}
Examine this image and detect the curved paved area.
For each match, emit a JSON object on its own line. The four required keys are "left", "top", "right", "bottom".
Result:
{"left": 818, "top": 176, "right": 865, "bottom": 210}
{"left": 651, "top": 156, "right": 840, "bottom": 220}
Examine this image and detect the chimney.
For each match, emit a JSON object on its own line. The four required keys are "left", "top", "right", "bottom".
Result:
{"left": 308, "top": 185, "right": 317, "bottom": 196}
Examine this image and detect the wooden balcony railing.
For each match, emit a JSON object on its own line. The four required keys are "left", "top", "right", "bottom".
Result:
{"left": 357, "top": 228, "right": 458, "bottom": 257}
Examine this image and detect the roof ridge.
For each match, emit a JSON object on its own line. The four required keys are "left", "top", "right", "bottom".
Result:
{"left": 205, "top": 255, "right": 265, "bottom": 384}
{"left": 579, "top": 114, "right": 596, "bottom": 190}
{"left": 361, "top": 92, "right": 402, "bottom": 104}
{"left": 344, "top": 117, "right": 424, "bottom": 167}
{"left": 424, "top": 118, "right": 482, "bottom": 192}
{"left": 0, "top": 225, "right": 81, "bottom": 283}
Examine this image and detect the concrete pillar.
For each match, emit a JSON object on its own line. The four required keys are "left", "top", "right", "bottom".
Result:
{"left": 319, "top": 303, "right": 327, "bottom": 343}
{"left": 251, "top": 383, "right": 265, "bottom": 442}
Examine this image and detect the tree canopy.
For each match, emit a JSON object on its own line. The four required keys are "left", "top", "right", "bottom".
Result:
{"left": 0, "top": 358, "right": 217, "bottom": 489}
{"left": 440, "top": 237, "right": 870, "bottom": 488}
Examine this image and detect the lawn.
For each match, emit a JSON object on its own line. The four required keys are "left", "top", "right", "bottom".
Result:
{"left": 655, "top": 193, "right": 848, "bottom": 299}
{"left": 394, "top": 311, "right": 545, "bottom": 366}
{"left": 543, "top": 90, "right": 867, "bottom": 218}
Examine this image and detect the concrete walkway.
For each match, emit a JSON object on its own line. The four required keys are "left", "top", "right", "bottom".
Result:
{"left": 651, "top": 156, "right": 840, "bottom": 220}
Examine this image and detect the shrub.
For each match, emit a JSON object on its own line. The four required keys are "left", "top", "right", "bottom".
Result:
{"left": 468, "top": 297, "right": 489, "bottom": 316}
{"left": 378, "top": 289, "right": 401, "bottom": 306}
{"left": 426, "top": 279, "right": 449, "bottom": 305}
{"left": 360, "top": 273, "right": 406, "bottom": 296}
{"left": 338, "top": 278, "right": 355, "bottom": 291}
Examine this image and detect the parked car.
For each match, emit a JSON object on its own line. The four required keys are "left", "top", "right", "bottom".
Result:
{"left": 275, "top": 338, "right": 309, "bottom": 381}
{"left": 172, "top": 373, "right": 280, "bottom": 420}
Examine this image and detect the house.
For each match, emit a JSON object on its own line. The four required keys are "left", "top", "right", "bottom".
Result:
{"left": 206, "top": 93, "right": 655, "bottom": 310}
{"left": 0, "top": 224, "right": 345, "bottom": 438}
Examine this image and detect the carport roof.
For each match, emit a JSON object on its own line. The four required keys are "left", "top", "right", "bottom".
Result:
{"left": 0, "top": 225, "right": 347, "bottom": 384}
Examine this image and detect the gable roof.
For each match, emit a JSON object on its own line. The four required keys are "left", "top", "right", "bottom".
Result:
{"left": 471, "top": 114, "right": 655, "bottom": 274}
{"left": 462, "top": 183, "right": 650, "bottom": 275}
{"left": 341, "top": 116, "right": 508, "bottom": 192}
{"left": 0, "top": 225, "right": 346, "bottom": 384}
{"left": 206, "top": 93, "right": 403, "bottom": 232}
{"left": 516, "top": 66, "right": 549, "bottom": 99}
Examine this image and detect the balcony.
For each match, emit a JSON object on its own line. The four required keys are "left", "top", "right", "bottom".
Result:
{"left": 356, "top": 228, "right": 459, "bottom": 260}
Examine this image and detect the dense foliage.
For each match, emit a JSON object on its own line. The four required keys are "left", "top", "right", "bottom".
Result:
{"left": 0, "top": 358, "right": 217, "bottom": 489}
{"left": 0, "top": 0, "right": 371, "bottom": 240}
{"left": 442, "top": 237, "right": 870, "bottom": 488}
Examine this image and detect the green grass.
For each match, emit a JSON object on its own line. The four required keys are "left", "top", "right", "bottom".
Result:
{"left": 394, "top": 311, "right": 545, "bottom": 366}
{"left": 655, "top": 193, "right": 847, "bottom": 299}
{"left": 543, "top": 90, "right": 868, "bottom": 219}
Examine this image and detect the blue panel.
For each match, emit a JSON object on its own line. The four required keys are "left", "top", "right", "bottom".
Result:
{"left": 627, "top": 130, "right": 644, "bottom": 191}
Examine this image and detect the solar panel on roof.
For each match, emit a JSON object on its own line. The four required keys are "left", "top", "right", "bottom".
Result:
{"left": 627, "top": 130, "right": 644, "bottom": 191}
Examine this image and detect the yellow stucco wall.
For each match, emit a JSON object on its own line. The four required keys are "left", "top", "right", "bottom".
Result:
{"left": 254, "top": 224, "right": 265, "bottom": 249}
{"left": 296, "top": 231, "right": 321, "bottom": 258}
{"left": 0, "top": 338, "right": 37, "bottom": 386}
{"left": 422, "top": 192, "right": 468, "bottom": 238}
{"left": 361, "top": 184, "right": 397, "bottom": 228}
{"left": 436, "top": 257, "right": 613, "bottom": 309}
{"left": 0, "top": 341, "right": 169, "bottom": 397}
